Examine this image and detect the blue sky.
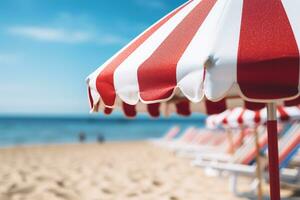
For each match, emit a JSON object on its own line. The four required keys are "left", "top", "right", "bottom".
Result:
{"left": 0, "top": 0, "right": 186, "bottom": 115}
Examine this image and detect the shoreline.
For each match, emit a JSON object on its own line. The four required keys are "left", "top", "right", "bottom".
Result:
{"left": 0, "top": 141, "right": 140, "bottom": 150}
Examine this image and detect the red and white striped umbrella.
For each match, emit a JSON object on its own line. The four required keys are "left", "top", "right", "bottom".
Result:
{"left": 87, "top": 0, "right": 300, "bottom": 110}
{"left": 207, "top": 106, "right": 300, "bottom": 129}
{"left": 87, "top": 1, "right": 300, "bottom": 199}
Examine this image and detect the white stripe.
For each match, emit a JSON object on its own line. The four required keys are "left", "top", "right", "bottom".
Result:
{"left": 242, "top": 109, "right": 256, "bottom": 128}
{"left": 215, "top": 109, "right": 230, "bottom": 128}
{"left": 226, "top": 107, "right": 243, "bottom": 128}
{"left": 206, "top": 114, "right": 216, "bottom": 129}
{"left": 282, "top": 106, "right": 300, "bottom": 121}
{"left": 217, "top": 110, "right": 230, "bottom": 127}
{"left": 86, "top": 28, "right": 149, "bottom": 109}
{"left": 259, "top": 108, "right": 268, "bottom": 124}
{"left": 176, "top": 0, "right": 228, "bottom": 102}
{"left": 206, "top": 109, "right": 230, "bottom": 129}
{"left": 86, "top": 1, "right": 192, "bottom": 107}
{"left": 281, "top": 0, "right": 300, "bottom": 94}
{"left": 114, "top": 0, "right": 202, "bottom": 105}
{"left": 204, "top": 0, "right": 243, "bottom": 100}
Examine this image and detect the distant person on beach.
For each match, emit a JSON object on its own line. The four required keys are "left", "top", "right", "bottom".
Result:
{"left": 79, "top": 132, "right": 86, "bottom": 143}
{"left": 97, "top": 134, "right": 105, "bottom": 143}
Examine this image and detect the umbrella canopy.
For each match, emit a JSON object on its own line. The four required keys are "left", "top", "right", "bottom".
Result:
{"left": 87, "top": 1, "right": 300, "bottom": 199}
{"left": 87, "top": 0, "right": 300, "bottom": 109}
{"left": 207, "top": 106, "right": 300, "bottom": 129}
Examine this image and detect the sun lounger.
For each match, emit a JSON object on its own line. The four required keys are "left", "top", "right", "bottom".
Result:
{"left": 150, "top": 125, "right": 180, "bottom": 146}
{"left": 190, "top": 126, "right": 267, "bottom": 164}
{"left": 175, "top": 129, "right": 244, "bottom": 158}
{"left": 164, "top": 127, "right": 198, "bottom": 150}
{"left": 192, "top": 123, "right": 300, "bottom": 195}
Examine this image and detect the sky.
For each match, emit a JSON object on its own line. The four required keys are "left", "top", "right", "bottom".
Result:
{"left": 0, "top": 0, "right": 186, "bottom": 115}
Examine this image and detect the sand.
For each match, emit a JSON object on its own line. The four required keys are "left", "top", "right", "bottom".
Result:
{"left": 0, "top": 142, "right": 296, "bottom": 200}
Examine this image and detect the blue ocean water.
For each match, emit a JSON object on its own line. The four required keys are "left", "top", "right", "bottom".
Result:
{"left": 0, "top": 114, "right": 205, "bottom": 147}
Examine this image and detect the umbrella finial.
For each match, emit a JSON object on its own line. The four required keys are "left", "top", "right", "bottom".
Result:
{"left": 204, "top": 55, "right": 217, "bottom": 69}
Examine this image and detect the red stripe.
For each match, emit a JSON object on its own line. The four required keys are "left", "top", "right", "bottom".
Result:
{"left": 205, "top": 99, "right": 226, "bottom": 115}
{"left": 138, "top": 0, "right": 217, "bottom": 101}
{"left": 284, "top": 96, "right": 300, "bottom": 107}
{"left": 278, "top": 133, "right": 300, "bottom": 163}
{"left": 244, "top": 101, "right": 265, "bottom": 111}
{"left": 165, "top": 127, "right": 180, "bottom": 140}
{"left": 95, "top": 1, "right": 193, "bottom": 106}
{"left": 176, "top": 100, "right": 191, "bottom": 116}
{"left": 122, "top": 103, "right": 137, "bottom": 118}
{"left": 237, "top": 0, "right": 299, "bottom": 100}
{"left": 147, "top": 103, "right": 160, "bottom": 118}
{"left": 87, "top": 87, "right": 94, "bottom": 109}
{"left": 254, "top": 111, "right": 261, "bottom": 124}
{"left": 222, "top": 114, "right": 228, "bottom": 125}
{"left": 237, "top": 109, "right": 245, "bottom": 125}
{"left": 277, "top": 106, "right": 290, "bottom": 122}
{"left": 221, "top": 108, "right": 232, "bottom": 126}
{"left": 104, "top": 107, "right": 113, "bottom": 115}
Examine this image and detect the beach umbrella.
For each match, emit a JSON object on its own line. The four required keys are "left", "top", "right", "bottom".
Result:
{"left": 207, "top": 107, "right": 265, "bottom": 200}
{"left": 86, "top": 0, "right": 300, "bottom": 199}
{"left": 207, "top": 106, "right": 300, "bottom": 129}
{"left": 206, "top": 105, "right": 300, "bottom": 200}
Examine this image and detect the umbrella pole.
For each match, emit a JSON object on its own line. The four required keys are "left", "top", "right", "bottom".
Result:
{"left": 254, "top": 127, "right": 263, "bottom": 200}
{"left": 266, "top": 103, "right": 280, "bottom": 200}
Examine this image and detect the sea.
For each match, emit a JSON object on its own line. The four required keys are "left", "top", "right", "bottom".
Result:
{"left": 0, "top": 114, "right": 205, "bottom": 147}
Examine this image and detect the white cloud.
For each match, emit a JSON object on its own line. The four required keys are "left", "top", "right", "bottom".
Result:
{"left": 8, "top": 26, "right": 92, "bottom": 43}
{"left": 7, "top": 25, "right": 127, "bottom": 45}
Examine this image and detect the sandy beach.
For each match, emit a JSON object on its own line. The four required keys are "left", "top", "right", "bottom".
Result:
{"left": 0, "top": 142, "right": 296, "bottom": 200}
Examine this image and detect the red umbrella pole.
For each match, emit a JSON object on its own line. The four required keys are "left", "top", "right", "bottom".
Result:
{"left": 266, "top": 103, "right": 280, "bottom": 200}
